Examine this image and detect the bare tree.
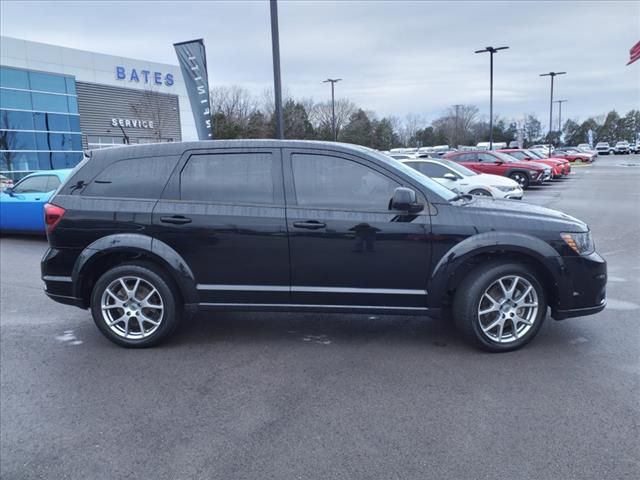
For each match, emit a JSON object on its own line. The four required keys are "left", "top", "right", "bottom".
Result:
{"left": 309, "top": 98, "right": 356, "bottom": 138}
{"left": 210, "top": 85, "right": 257, "bottom": 129}
{"left": 398, "top": 113, "right": 425, "bottom": 147}
{"left": 130, "top": 88, "right": 173, "bottom": 141}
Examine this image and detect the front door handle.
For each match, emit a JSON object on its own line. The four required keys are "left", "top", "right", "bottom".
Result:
{"left": 293, "top": 220, "right": 326, "bottom": 230}
{"left": 160, "top": 215, "right": 192, "bottom": 225}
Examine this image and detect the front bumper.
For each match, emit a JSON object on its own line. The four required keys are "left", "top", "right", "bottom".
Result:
{"left": 552, "top": 251, "right": 607, "bottom": 320}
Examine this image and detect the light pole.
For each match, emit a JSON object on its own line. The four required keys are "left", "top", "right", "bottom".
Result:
{"left": 453, "top": 104, "right": 463, "bottom": 147}
{"left": 475, "top": 46, "right": 509, "bottom": 150}
{"left": 554, "top": 99, "right": 567, "bottom": 132}
{"left": 323, "top": 78, "right": 342, "bottom": 141}
{"left": 270, "top": 0, "right": 284, "bottom": 139}
{"left": 540, "top": 71, "right": 566, "bottom": 156}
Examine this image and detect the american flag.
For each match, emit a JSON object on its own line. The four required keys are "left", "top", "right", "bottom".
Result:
{"left": 627, "top": 41, "right": 640, "bottom": 66}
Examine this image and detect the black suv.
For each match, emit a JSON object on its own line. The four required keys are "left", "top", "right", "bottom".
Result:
{"left": 41, "top": 140, "right": 607, "bottom": 351}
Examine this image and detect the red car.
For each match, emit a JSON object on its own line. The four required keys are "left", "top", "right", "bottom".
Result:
{"left": 551, "top": 148, "right": 594, "bottom": 163}
{"left": 497, "top": 149, "right": 570, "bottom": 178}
{"left": 443, "top": 150, "right": 548, "bottom": 189}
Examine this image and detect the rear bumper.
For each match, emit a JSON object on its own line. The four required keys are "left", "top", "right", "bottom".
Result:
{"left": 44, "top": 290, "right": 85, "bottom": 308}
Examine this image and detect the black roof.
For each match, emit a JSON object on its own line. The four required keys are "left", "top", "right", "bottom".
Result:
{"left": 88, "top": 139, "right": 377, "bottom": 162}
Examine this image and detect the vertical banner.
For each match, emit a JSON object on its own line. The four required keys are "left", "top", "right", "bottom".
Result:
{"left": 173, "top": 39, "right": 213, "bottom": 140}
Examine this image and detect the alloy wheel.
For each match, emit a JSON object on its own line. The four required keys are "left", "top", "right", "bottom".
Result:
{"left": 100, "top": 276, "right": 164, "bottom": 339}
{"left": 511, "top": 173, "right": 527, "bottom": 187}
{"left": 477, "top": 275, "right": 539, "bottom": 343}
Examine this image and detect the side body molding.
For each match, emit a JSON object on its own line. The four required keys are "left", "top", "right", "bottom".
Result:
{"left": 72, "top": 233, "right": 198, "bottom": 306}
{"left": 427, "top": 231, "right": 567, "bottom": 307}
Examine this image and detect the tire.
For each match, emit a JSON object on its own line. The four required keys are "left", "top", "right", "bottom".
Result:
{"left": 469, "top": 188, "right": 492, "bottom": 197}
{"left": 90, "top": 262, "right": 181, "bottom": 348}
{"left": 452, "top": 262, "right": 547, "bottom": 352}
{"left": 509, "top": 172, "right": 530, "bottom": 190}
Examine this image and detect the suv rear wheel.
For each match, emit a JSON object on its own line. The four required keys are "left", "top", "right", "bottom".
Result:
{"left": 453, "top": 262, "right": 547, "bottom": 352}
{"left": 90, "top": 263, "right": 181, "bottom": 347}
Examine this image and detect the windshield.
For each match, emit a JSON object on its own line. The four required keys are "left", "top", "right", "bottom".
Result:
{"left": 493, "top": 152, "right": 520, "bottom": 163}
{"left": 524, "top": 149, "right": 544, "bottom": 159}
{"left": 375, "top": 150, "right": 457, "bottom": 201}
{"left": 438, "top": 159, "right": 478, "bottom": 176}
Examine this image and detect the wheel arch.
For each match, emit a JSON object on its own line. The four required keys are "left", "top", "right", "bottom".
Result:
{"left": 72, "top": 233, "right": 197, "bottom": 308}
{"left": 428, "top": 232, "right": 565, "bottom": 310}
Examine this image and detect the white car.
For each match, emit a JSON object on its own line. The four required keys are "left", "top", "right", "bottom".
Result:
{"left": 400, "top": 158, "right": 523, "bottom": 200}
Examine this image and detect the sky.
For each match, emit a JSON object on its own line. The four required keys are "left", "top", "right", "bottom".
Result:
{"left": 1, "top": 0, "right": 639, "bottom": 127}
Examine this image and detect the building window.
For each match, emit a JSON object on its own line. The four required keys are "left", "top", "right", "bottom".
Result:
{"left": 0, "top": 66, "right": 82, "bottom": 176}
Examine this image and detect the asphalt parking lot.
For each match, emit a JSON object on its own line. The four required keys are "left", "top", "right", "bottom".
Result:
{"left": 1, "top": 156, "right": 639, "bottom": 480}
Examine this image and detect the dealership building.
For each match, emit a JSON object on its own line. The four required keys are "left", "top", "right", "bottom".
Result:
{"left": 0, "top": 36, "right": 197, "bottom": 178}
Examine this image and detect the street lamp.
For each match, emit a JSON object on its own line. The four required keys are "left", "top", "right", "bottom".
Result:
{"left": 475, "top": 46, "right": 509, "bottom": 150}
{"left": 554, "top": 99, "right": 568, "bottom": 133}
{"left": 323, "top": 78, "right": 342, "bottom": 141}
{"left": 540, "top": 71, "right": 566, "bottom": 156}
{"left": 270, "top": 0, "right": 284, "bottom": 139}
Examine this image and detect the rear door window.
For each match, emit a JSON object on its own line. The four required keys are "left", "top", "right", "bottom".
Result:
{"left": 454, "top": 153, "right": 476, "bottom": 162}
{"left": 180, "top": 152, "right": 279, "bottom": 205}
{"left": 477, "top": 153, "right": 497, "bottom": 162}
{"left": 413, "top": 162, "right": 452, "bottom": 178}
{"left": 83, "top": 156, "right": 177, "bottom": 198}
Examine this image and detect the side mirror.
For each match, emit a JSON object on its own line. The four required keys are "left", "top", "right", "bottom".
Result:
{"left": 443, "top": 173, "right": 458, "bottom": 181}
{"left": 3, "top": 187, "right": 14, "bottom": 196}
{"left": 494, "top": 160, "right": 504, "bottom": 165}
{"left": 391, "top": 187, "right": 424, "bottom": 213}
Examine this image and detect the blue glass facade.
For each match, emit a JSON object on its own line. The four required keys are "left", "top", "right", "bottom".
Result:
{"left": 0, "top": 66, "right": 83, "bottom": 178}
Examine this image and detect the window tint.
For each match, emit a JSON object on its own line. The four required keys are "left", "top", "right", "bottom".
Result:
{"left": 1, "top": 131, "right": 36, "bottom": 150}
{"left": 507, "top": 151, "right": 526, "bottom": 160}
{"left": 0, "top": 109, "right": 35, "bottom": 130}
{"left": 0, "top": 67, "right": 30, "bottom": 89}
{"left": 0, "top": 89, "right": 31, "bottom": 110}
{"left": 45, "top": 175, "right": 61, "bottom": 192}
{"left": 477, "top": 153, "right": 497, "bottom": 162}
{"left": 414, "top": 162, "right": 453, "bottom": 178}
{"left": 32, "top": 93, "right": 68, "bottom": 113}
{"left": 454, "top": 153, "right": 476, "bottom": 162}
{"left": 84, "top": 156, "right": 178, "bottom": 198}
{"left": 51, "top": 151, "right": 82, "bottom": 169}
{"left": 180, "top": 152, "right": 276, "bottom": 204}
{"left": 13, "top": 175, "right": 52, "bottom": 193}
{"left": 292, "top": 153, "right": 399, "bottom": 210}
{"left": 29, "top": 72, "right": 67, "bottom": 94}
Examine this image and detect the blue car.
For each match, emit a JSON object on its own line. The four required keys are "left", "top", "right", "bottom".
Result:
{"left": 0, "top": 169, "right": 71, "bottom": 233}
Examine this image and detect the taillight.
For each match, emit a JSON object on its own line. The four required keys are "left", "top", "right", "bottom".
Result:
{"left": 44, "top": 203, "right": 65, "bottom": 233}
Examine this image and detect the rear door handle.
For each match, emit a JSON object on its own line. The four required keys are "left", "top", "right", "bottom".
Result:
{"left": 160, "top": 215, "right": 192, "bottom": 225}
{"left": 293, "top": 220, "right": 326, "bottom": 230}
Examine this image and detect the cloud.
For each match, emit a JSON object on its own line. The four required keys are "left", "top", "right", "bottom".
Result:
{"left": 2, "top": 0, "right": 638, "bottom": 126}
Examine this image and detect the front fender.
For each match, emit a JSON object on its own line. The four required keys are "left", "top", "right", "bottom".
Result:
{"left": 427, "top": 231, "right": 567, "bottom": 307}
{"left": 72, "top": 233, "right": 197, "bottom": 305}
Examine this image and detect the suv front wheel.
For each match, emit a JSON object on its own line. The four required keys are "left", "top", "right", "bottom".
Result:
{"left": 509, "top": 172, "right": 530, "bottom": 189}
{"left": 453, "top": 262, "right": 547, "bottom": 352}
{"left": 90, "top": 263, "right": 181, "bottom": 347}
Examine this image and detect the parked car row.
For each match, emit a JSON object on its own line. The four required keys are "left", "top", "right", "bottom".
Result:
{"left": 387, "top": 147, "right": 581, "bottom": 200}
{"left": 594, "top": 141, "right": 638, "bottom": 155}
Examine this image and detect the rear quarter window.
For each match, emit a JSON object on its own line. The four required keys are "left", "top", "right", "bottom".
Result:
{"left": 82, "top": 156, "right": 178, "bottom": 199}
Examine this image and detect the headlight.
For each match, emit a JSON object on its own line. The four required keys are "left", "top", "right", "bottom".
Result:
{"left": 493, "top": 185, "right": 515, "bottom": 192}
{"left": 561, "top": 232, "right": 595, "bottom": 255}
